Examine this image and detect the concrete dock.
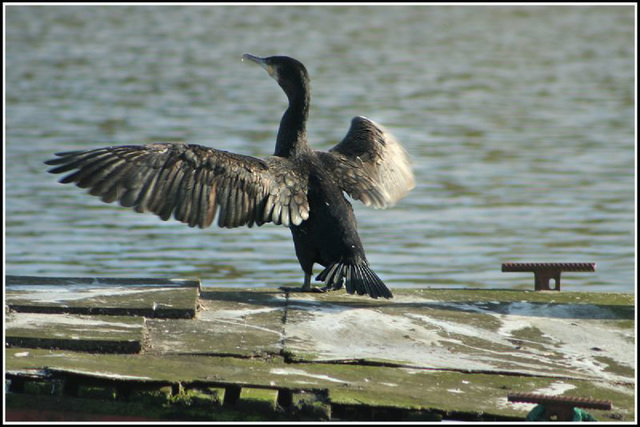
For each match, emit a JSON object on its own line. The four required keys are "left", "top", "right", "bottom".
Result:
{"left": 5, "top": 275, "right": 635, "bottom": 421}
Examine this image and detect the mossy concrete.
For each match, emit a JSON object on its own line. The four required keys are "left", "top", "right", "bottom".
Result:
{"left": 283, "top": 289, "right": 634, "bottom": 384}
{"left": 236, "top": 387, "right": 279, "bottom": 414}
{"left": 22, "top": 379, "right": 64, "bottom": 396}
{"left": 290, "top": 390, "right": 331, "bottom": 420}
{"left": 6, "top": 347, "right": 635, "bottom": 421}
{"left": 6, "top": 312, "right": 145, "bottom": 353}
{"left": 4, "top": 278, "right": 635, "bottom": 421}
{"left": 6, "top": 276, "right": 200, "bottom": 318}
{"left": 77, "top": 384, "right": 118, "bottom": 400}
{"left": 182, "top": 386, "right": 226, "bottom": 407}
{"left": 129, "top": 384, "right": 173, "bottom": 405}
{"left": 146, "top": 288, "right": 285, "bottom": 357}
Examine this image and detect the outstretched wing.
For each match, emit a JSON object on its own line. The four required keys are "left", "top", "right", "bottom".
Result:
{"left": 45, "top": 142, "right": 309, "bottom": 229}
{"left": 317, "top": 116, "right": 415, "bottom": 208}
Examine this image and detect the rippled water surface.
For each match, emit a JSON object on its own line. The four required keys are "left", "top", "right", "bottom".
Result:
{"left": 5, "top": 6, "right": 636, "bottom": 292}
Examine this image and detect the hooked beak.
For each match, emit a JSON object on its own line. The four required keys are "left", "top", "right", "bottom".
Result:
{"left": 242, "top": 53, "right": 276, "bottom": 80}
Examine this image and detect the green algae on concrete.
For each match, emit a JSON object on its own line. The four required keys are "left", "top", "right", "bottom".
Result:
{"left": 8, "top": 348, "right": 636, "bottom": 416}
{"left": 129, "top": 384, "right": 173, "bottom": 405}
{"left": 282, "top": 289, "right": 635, "bottom": 384}
{"left": 323, "top": 365, "right": 634, "bottom": 421}
{"left": 6, "top": 276, "right": 200, "bottom": 319}
{"left": 4, "top": 280, "right": 635, "bottom": 421}
{"left": 22, "top": 379, "right": 64, "bottom": 396}
{"left": 181, "top": 386, "right": 226, "bottom": 407}
{"left": 5, "top": 312, "right": 145, "bottom": 353}
{"left": 77, "top": 384, "right": 118, "bottom": 400}
{"left": 236, "top": 387, "right": 279, "bottom": 414}
{"left": 290, "top": 390, "right": 331, "bottom": 420}
{"left": 146, "top": 287, "right": 285, "bottom": 357}
{"left": 6, "top": 348, "right": 634, "bottom": 421}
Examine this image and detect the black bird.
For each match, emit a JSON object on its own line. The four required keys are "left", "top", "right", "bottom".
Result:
{"left": 45, "top": 54, "right": 414, "bottom": 299}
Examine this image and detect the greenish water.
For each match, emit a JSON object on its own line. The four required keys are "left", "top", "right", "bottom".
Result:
{"left": 5, "top": 5, "right": 636, "bottom": 292}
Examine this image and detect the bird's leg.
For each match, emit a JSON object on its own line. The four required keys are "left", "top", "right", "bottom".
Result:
{"left": 302, "top": 272, "right": 313, "bottom": 291}
{"left": 279, "top": 272, "right": 326, "bottom": 293}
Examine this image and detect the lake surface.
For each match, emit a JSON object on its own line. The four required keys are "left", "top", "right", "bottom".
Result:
{"left": 5, "top": 5, "right": 636, "bottom": 292}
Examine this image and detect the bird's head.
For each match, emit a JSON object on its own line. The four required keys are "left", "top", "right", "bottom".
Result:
{"left": 242, "top": 54, "right": 310, "bottom": 103}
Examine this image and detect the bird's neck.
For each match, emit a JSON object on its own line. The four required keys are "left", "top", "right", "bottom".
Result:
{"left": 275, "top": 89, "right": 310, "bottom": 158}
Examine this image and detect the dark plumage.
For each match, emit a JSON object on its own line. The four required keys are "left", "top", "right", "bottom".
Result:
{"left": 45, "top": 54, "right": 414, "bottom": 299}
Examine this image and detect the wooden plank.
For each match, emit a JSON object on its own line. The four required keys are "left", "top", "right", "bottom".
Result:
{"left": 5, "top": 276, "right": 200, "bottom": 319}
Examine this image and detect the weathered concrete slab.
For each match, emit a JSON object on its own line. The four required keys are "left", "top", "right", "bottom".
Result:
{"left": 5, "top": 312, "right": 145, "bottom": 354}
{"left": 5, "top": 348, "right": 634, "bottom": 421}
{"left": 146, "top": 288, "right": 285, "bottom": 357}
{"left": 5, "top": 276, "right": 200, "bottom": 318}
{"left": 4, "top": 279, "right": 635, "bottom": 421}
{"left": 283, "top": 289, "right": 634, "bottom": 384}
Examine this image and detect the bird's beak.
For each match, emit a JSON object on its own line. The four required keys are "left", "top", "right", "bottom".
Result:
{"left": 242, "top": 53, "right": 276, "bottom": 80}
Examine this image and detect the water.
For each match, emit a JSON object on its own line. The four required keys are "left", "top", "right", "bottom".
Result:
{"left": 5, "top": 5, "right": 636, "bottom": 292}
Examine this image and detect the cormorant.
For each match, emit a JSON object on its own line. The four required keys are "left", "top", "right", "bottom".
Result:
{"left": 45, "top": 54, "right": 415, "bottom": 299}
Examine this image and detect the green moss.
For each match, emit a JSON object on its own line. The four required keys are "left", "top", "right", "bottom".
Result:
{"left": 614, "top": 319, "right": 635, "bottom": 330}
{"left": 593, "top": 355, "right": 636, "bottom": 378}
{"left": 396, "top": 288, "right": 633, "bottom": 306}
{"left": 175, "top": 386, "right": 225, "bottom": 407}
{"left": 4, "top": 284, "right": 634, "bottom": 421}
{"left": 22, "top": 379, "right": 63, "bottom": 396}
{"left": 7, "top": 277, "right": 200, "bottom": 319}
{"left": 508, "top": 326, "right": 556, "bottom": 351}
{"left": 77, "top": 384, "right": 117, "bottom": 400}
{"left": 291, "top": 391, "right": 331, "bottom": 420}
{"left": 236, "top": 387, "right": 279, "bottom": 414}
{"left": 129, "top": 385, "right": 173, "bottom": 405}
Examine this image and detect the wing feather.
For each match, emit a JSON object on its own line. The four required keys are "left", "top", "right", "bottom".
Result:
{"left": 45, "top": 142, "right": 309, "bottom": 229}
{"left": 317, "top": 116, "right": 414, "bottom": 209}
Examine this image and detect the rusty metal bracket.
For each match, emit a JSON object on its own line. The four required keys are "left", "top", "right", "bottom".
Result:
{"left": 501, "top": 262, "right": 596, "bottom": 291}
{"left": 508, "top": 392, "right": 611, "bottom": 421}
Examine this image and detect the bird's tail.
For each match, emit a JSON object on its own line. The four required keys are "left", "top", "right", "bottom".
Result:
{"left": 316, "top": 260, "right": 393, "bottom": 299}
